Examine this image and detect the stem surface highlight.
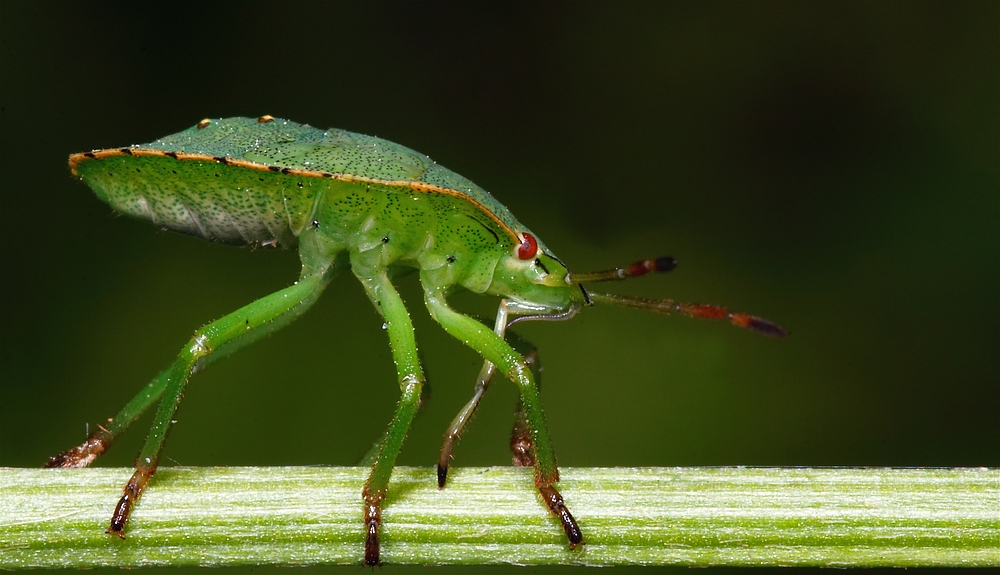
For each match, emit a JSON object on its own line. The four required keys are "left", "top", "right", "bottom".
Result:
{"left": 2, "top": 466, "right": 996, "bottom": 568}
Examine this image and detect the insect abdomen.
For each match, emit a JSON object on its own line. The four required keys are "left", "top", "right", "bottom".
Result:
{"left": 76, "top": 154, "right": 311, "bottom": 247}
{"left": 70, "top": 117, "right": 527, "bottom": 292}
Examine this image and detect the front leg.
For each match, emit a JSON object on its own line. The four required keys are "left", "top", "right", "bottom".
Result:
{"left": 356, "top": 272, "right": 425, "bottom": 566}
{"left": 424, "top": 289, "right": 583, "bottom": 550}
{"left": 507, "top": 337, "right": 542, "bottom": 468}
{"left": 437, "top": 311, "right": 543, "bottom": 483}
{"left": 437, "top": 305, "right": 508, "bottom": 487}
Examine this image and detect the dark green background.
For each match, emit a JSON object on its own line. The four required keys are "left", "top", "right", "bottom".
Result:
{"left": 1, "top": 2, "right": 997, "bottom": 573}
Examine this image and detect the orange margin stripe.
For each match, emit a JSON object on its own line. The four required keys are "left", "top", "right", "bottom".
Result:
{"left": 69, "top": 147, "right": 521, "bottom": 243}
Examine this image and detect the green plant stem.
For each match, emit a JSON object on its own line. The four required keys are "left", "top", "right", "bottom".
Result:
{"left": 1, "top": 466, "right": 996, "bottom": 568}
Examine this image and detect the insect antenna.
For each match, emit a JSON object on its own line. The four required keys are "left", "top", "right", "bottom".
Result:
{"left": 568, "top": 256, "right": 677, "bottom": 283}
{"left": 570, "top": 256, "right": 786, "bottom": 337}
{"left": 587, "top": 292, "right": 788, "bottom": 337}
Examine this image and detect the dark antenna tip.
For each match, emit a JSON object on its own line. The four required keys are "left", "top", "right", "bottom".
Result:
{"left": 654, "top": 256, "right": 677, "bottom": 272}
{"left": 746, "top": 316, "right": 789, "bottom": 338}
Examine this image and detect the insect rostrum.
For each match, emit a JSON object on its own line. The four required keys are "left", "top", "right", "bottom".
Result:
{"left": 51, "top": 116, "right": 786, "bottom": 566}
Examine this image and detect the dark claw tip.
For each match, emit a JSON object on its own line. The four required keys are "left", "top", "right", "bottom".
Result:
{"left": 364, "top": 534, "right": 380, "bottom": 566}
{"left": 44, "top": 456, "right": 66, "bottom": 468}
{"left": 437, "top": 464, "right": 448, "bottom": 488}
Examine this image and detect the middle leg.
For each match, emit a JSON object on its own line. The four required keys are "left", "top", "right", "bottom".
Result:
{"left": 356, "top": 272, "right": 425, "bottom": 566}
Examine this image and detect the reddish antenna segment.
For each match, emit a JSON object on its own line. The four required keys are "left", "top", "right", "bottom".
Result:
{"left": 588, "top": 292, "right": 788, "bottom": 337}
{"left": 569, "top": 256, "right": 677, "bottom": 283}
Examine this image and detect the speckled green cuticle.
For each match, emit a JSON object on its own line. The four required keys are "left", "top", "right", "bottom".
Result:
{"left": 59, "top": 116, "right": 785, "bottom": 566}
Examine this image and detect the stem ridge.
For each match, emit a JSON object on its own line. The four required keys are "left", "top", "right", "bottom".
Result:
{"left": 2, "top": 466, "right": 997, "bottom": 568}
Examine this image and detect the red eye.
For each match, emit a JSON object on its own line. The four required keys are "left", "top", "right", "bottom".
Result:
{"left": 517, "top": 232, "right": 538, "bottom": 260}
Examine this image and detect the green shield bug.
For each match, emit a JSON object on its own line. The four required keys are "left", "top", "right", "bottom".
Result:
{"left": 51, "top": 116, "right": 787, "bottom": 565}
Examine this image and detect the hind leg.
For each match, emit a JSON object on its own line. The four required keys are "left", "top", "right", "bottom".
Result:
{"left": 50, "top": 270, "right": 333, "bottom": 537}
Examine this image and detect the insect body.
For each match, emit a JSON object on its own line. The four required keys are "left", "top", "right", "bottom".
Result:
{"left": 51, "top": 116, "right": 786, "bottom": 565}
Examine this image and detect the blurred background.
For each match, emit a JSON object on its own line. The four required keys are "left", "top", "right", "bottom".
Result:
{"left": 1, "top": 2, "right": 996, "bottom": 573}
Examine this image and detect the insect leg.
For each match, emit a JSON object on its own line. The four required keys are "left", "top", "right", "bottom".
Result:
{"left": 356, "top": 383, "right": 430, "bottom": 467}
{"left": 505, "top": 332, "right": 542, "bottom": 468}
{"left": 437, "top": 367, "right": 490, "bottom": 485}
{"left": 437, "top": 305, "right": 508, "bottom": 487}
{"left": 356, "top": 272, "right": 425, "bottom": 567}
{"left": 424, "top": 289, "right": 583, "bottom": 549}
{"left": 45, "top": 368, "right": 170, "bottom": 468}
{"left": 104, "top": 271, "right": 332, "bottom": 538}
{"left": 437, "top": 320, "right": 542, "bottom": 485}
